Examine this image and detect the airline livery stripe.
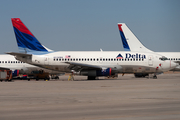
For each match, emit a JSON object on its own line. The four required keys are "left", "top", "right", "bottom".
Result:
{"left": 11, "top": 18, "right": 34, "bottom": 37}
{"left": 118, "top": 24, "right": 123, "bottom": 32}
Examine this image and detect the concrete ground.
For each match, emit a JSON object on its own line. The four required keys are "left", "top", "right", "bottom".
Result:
{"left": 0, "top": 73, "right": 180, "bottom": 120}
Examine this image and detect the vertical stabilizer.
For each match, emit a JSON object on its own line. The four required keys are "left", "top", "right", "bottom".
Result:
{"left": 11, "top": 18, "right": 53, "bottom": 53}
{"left": 118, "top": 23, "right": 153, "bottom": 52}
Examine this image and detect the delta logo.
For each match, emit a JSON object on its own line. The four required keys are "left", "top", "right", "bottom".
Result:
{"left": 116, "top": 53, "right": 146, "bottom": 59}
{"left": 116, "top": 54, "right": 123, "bottom": 59}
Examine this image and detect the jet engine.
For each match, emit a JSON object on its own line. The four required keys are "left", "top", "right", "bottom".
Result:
{"left": 12, "top": 70, "right": 19, "bottom": 77}
{"left": 80, "top": 68, "right": 116, "bottom": 77}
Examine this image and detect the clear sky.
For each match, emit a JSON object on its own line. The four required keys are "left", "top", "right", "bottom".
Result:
{"left": 0, "top": 0, "right": 180, "bottom": 54}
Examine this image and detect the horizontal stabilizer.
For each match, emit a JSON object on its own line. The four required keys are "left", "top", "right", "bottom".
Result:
{"left": 6, "top": 52, "right": 32, "bottom": 57}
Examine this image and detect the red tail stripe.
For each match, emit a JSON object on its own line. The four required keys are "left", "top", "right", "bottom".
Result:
{"left": 118, "top": 24, "right": 123, "bottom": 32}
{"left": 11, "top": 18, "right": 34, "bottom": 37}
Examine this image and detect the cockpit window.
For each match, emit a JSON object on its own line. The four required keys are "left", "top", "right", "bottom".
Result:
{"left": 159, "top": 56, "right": 168, "bottom": 61}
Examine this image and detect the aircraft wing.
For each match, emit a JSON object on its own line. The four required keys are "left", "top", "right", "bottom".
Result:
{"left": 174, "top": 61, "right": 180, "bottom": 65}
{"left": 65, "top": 62, "right": 104, "bottom": 72}
{"left": 6, "top": 52, "right": 32, "bottom": 57}
{"left": 0, "top": 67, "right": 10, "bottom": 70}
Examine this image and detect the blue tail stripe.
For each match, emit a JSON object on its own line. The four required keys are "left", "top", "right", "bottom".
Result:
{"left": 119, "top": 31, "right": 130, "bottom": 51}
{"left": 13, "top": 27, "right": 48, "bottom": 52}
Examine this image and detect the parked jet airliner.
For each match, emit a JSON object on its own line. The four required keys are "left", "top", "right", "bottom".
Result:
{"left": 0, "top": 54, "right": 61, "bottom": 78}
{"left": 118, "top": 23, "right": 180, "bottom": 75}
{"left": 7, "top": 18, "right": 178, "bottom": 79}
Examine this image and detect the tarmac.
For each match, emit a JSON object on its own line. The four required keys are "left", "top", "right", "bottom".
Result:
{"left": 0, "top": 73, "right": 180, "bottom": 120}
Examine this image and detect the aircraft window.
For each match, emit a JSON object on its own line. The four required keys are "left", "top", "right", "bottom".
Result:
{"left": 119, "top": 59, "right": 121, "bottom": 61}
{"left": 79, "top": 58, "right": 81, "bottom": 61}
{"left": 5, "top": 61, "right": 7, "bottom": 63}
{"left": 179, "top": 58, "right": 180, "bottom": 60}
{"left": 139, "top": 59, "right": 141, "bottom": 61}
{"left": 142, "top": 59, "right": 144, "bottom": 61}
{"left": 108, "top": 58, "right": 110, "bottom": 61}
{"left": 97, "top": 59, "right": 99, "bottom": 61}
{"left": 93, "top": 59, "right": 95, "bottom": 61}
{"left": 133, "top": 59, "right": 135, "bottom": 61}
{"left": 127, "top": 59, "right": 129, "bottom": 61}
{"left": 86, "top": 58, "right": 89, "bottom": 61}
{"left": 130, "top": 59, "right": 132, "bottom": 61}
{"left": 0, "top": 61, "right": 1, "bottom": 63}
{"left": 100, "top": 59, "right": 102, "bottom": 61}
{"left": 59, "top": 59, "right": 61, "bottom": 61}
{"left": 176, "top": 58, "right": 177, "bottom": 60}
{"left": 84, "top": 58, "right": 86, "bottom": 61}
{"left": 122, "top": 59, "right": 124, "bottom": 61}
{"left": 136, "top": 59, "right": 138, "bottom": 61}
{"left": 82, "top": 59, "right": 84, "bottom": 61}
{"left": 76, "top": 58, "right": 78, "bottom": 61}
{"left": 73, "top": 59, "right": 75, "bottom": 61}
{"left": 2, "top": 61, "right": 4, "bottom": 63}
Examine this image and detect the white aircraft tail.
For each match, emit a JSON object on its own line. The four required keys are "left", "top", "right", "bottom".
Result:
{"left": 118, "top": 23, "right": 153, "bottom": 52}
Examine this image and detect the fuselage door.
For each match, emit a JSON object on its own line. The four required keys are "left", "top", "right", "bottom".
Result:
{"left": 148, "top": 55, "right": 153, "bottom": 66}
{"left": 44, "top": 56, "right": 49, "bottom": 65}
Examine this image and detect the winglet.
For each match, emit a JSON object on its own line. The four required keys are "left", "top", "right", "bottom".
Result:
{"left": 11, "top": 18, "right": 53, "bottom": 53}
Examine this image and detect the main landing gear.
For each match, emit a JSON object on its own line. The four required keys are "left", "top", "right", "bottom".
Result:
{"left": 87, "top": 76, "right": 96, "bottom": 80}
{"left": 153, "top": 75, "right": 157, "bottom": 79}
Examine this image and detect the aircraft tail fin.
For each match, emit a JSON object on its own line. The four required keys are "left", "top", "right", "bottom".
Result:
{"left": 118, "top": 23, "right": 153, "bottom": 52}
{"left": 11, "top": 18, "right": 53, "bottom": 53}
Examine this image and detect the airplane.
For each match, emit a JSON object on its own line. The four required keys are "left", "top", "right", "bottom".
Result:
{"left": 6, "top": 18, "right": 178, "bottom": 80}
{"left": 118, "top": 23, "right": 180, "bottom": 77}
{"left": 0, "top": 54, "right": 61, "bottom": 79}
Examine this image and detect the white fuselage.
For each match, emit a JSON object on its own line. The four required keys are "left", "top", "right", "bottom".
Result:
{"left": 0, "top": 55, "right": 60, "bottom": 74}
{"left": 15, "top": 51, "right": 177, "bottom": 75}
{"left": 118, "top": 23, "right": 180, "bottom": 71}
